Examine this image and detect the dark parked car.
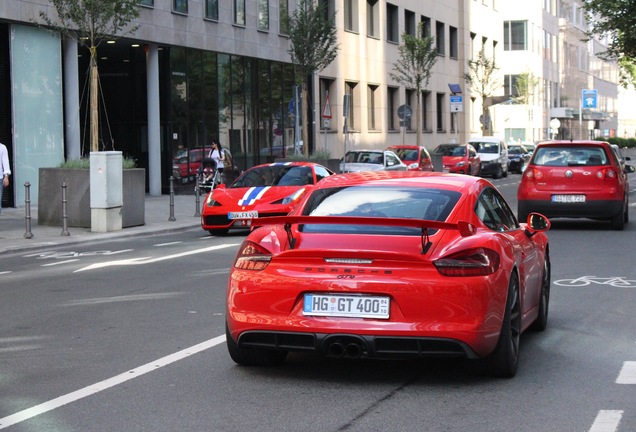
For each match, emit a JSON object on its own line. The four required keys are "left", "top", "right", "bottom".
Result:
{"left": 507, "top": 144, "right": 532, "bottom": 173}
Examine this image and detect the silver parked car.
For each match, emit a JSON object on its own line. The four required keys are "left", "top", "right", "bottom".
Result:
{"left": 339, "top": 149, "right": 407, "bottom": 173}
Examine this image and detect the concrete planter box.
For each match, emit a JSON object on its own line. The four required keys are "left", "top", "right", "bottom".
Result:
{"left": 38, "top": 168, "right": 146, "bottom": 228}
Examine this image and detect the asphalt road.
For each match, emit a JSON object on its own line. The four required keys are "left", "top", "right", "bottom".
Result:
{"left": 1, "top": 173, "right": 635, "bottom": 432}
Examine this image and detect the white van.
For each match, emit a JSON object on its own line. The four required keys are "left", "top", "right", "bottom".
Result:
{"left": 468, "top": 137, "right": 509, "bottom": 179}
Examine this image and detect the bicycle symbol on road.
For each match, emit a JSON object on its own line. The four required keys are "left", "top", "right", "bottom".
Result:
{"left": 553, "top": 276, "right": 636, "bottom": 288}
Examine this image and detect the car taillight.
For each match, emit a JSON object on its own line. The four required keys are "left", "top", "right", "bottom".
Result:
{"left": 597, "top": 168, "right": 617, "bottom": 180}
{"left": 433, "top": 248, "right": 500, "bottom": 276}
{"left": 524, "top": 168, "right": 542, "bottom": 180}
{"left": 234, "top": 241, "right": 272, "bottom": 271}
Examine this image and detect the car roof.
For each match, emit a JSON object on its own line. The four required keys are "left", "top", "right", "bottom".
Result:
{"left": 314, "top": 170, "right": 485, "bottom": 193}
{"left": 535, "top": 140, "right": 609, "bottom": 148}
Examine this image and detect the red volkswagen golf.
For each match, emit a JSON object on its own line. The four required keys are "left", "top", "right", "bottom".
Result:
{"left": 517, "top": 140, "right": 635, "bottom": 230}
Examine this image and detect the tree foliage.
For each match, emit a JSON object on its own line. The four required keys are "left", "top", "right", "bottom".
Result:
{"left": 390, "top": 23, "right": 438, "bottom": 146}
{"left": 583, "top": 0, "right": 636, "bottom": 85}
{"left": 464, "top": 48, "right": 500, "bottom": 135}
{"left": 286, "top": 0, "right": 339, "bottom": 156}
{"left": 514, "top": 71, "right": 540, "bottom": 105}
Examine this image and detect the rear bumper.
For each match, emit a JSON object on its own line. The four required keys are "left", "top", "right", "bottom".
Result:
{"left": 234, "top": 330, "right": 480, "bottom": 360}
{"left": 518, "top": 199, "right": 623, "bottom": 219}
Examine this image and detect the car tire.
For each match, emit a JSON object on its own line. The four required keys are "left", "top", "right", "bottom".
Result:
{"left": 226, "top": 324, "right": 288, "bottom": 366}
{"left": 530, "top": 251, "right": 551, "bottom": 332}
{"left": 494, "top": 166, "right": 503, "bottom": 179}
{"left": 482, "top": 273, "right": 521, "bottom": 378}
{"left": 610, "top": 206, "right": 625, "bottom": 231}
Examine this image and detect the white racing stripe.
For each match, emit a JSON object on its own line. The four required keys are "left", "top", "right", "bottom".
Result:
{"left": 616, "top": 361, "right": 636, "bottom": 384}
{"left": 589, "top": 410, "right": 623, "bottom": 432}
{"left": 74, "top": 243, "right": 239, "bottom": 273}
{"left": 0, "top": 334, "right": 226, "bottom": 429}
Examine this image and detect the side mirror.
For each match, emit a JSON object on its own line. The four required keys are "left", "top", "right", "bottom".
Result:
{"left": 624, "top": 164, "right": 635, "bottom": 174}
{"left": 527, "top": 212, "right": 550, "bottom": 232}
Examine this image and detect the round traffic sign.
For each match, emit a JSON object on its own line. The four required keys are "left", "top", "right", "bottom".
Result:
{"left": 397, "top": 104, "right": 412, "bottom": 120}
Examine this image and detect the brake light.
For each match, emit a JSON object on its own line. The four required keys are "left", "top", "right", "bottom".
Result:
{"left": 597, "top": 168, "right": 617, "bottom": 180}
{"left": 523, "top": 168, "right": 542, "bottom": 180}
{"left": 234, "top": 241, "right": 272, "bottom": 270}
{"left": 433, "top": 248, "right": 500, "bottom": 276}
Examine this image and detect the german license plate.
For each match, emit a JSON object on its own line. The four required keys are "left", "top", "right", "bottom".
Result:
{"left": 552, "top": 195, "right": 585, "bottom": 203}
{"left": 228, "top": 210, "right": 258, "bottom": 219}
{"left": 303, "top": 294, "right": 390, "bottom": 319}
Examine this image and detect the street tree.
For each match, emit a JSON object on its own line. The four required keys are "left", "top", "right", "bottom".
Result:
{"left": 390, "top": 23, "right": 438, "bottom": 147}
{"left": 39, "top": 0, "right": 140, "bottom": 153}
{"left": 583, "top": 0, "right": 636, "bottom": 85}
{"left": 464, "top": 47, "right": 500, "bottom": 136}
{"left": 514, "top": 71, "right": 540, "bottom": 105}
{"left": 285, "top": 0, "right": 339, "bottom": 157}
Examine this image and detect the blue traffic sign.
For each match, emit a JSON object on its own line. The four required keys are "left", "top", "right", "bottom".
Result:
{"left": 582, "top": 89, "right": 597, "bottom": 109}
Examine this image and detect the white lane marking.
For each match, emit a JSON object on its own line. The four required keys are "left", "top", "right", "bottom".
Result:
{"left": 0, "top": 334, "right": 226, "bottom": 429}
{"left": 154, "top": 242, "right": 182, "bottom": 247}
{"left": 74, "top": 243, "right": 239, "bottom": 273}
{"left": 0, "top": 271, "right": 12, "bottom": 275}
{"left": 41, "top": 259, "right": 80, "bottom": 267}
{"left": 616, "top": 361, "right": 636, "bottom": 384}
{"left": 62, "top": 292, "right": 182, "bottom": 306}
{"left": 589, "top": 410, "right": 623, "bottom": 432}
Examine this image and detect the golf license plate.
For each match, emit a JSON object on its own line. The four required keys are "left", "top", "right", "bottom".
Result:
{"left": 228, "top": 210, "right": 258, "bottom": 220}
{"left": 552, "top": 195, "right": 585, "bottom": 203}
{"left": 303, "top": 294, "right": 390, "bottom": 319}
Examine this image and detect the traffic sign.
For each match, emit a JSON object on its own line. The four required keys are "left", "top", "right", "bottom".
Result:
{"left": 397, "top": 104, "right": 412, "bottom": 120}
{"left": 322, "top": 93, "right": 332, "bottom": 119}
{"left": 450, "top": 95, "right": 463, "bottom": 112}
{"left": 582, "top": 89, "right": 598, "bottom": 109}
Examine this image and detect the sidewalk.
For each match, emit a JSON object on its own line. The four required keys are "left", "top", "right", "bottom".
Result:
{"left": 0, "top": 194, "right": 204, "bottom": 255}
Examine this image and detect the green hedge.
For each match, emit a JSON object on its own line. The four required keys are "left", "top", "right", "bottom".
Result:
{"left": 595, "top": 137, "right": 636, "bottom": 148}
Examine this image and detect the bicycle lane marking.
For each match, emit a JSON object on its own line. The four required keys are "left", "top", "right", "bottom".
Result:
{"left": 553, "top": 276, "right": 636, "bottom": 288}
{"left": 0, "top": 334, "right": 226, "bottom": 429}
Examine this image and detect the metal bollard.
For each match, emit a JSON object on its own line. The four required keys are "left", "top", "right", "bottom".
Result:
{"left": 23, "top": 182, "right": 33, "bottom": 239}
{"left": 168, "top": 176, "right": 176, "bottom": 221}
{"left": 194, "top": 176, "right": 201, "bottom": 217}
{"left": 61, "top": 182, "right": 70, "bottom": 236}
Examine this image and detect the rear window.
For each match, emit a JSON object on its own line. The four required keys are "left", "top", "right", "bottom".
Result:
{"left": 531, "top": 146, "right": 609, "bottom": 167}
{"left": 231, "top": 165, "right": 314, "bottom": 188}
{"left": 390, "top": 148, "right": 418, "bottom": 161}
{"left": 300, "top": 186, "right": 461, "bottom": 235}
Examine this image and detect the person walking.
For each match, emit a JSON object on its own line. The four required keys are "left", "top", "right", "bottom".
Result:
{"left": 0, "top": 142, "right": 10, "bottom": 214}
{"left": 208, "top": 139, "right": 225, "bottom": 184}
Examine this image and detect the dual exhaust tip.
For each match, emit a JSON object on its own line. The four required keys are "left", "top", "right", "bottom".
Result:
{"left": 323, "top": 336, "right": 367, "bottom": 359}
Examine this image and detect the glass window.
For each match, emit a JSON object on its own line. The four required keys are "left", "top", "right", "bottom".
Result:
{"left": 173, "top": 0, "right": 188, "bottom": 14}
{"left": 449, "top": 26, "right": 458, "bottom": 58}
{"left": 205, "top": 0, "right": 218, "bottom": 20}
{"left": 258, "top": 0, "right": 269, "bottom": 30}
{"left": 367, "top": 85, "right": 378, "bottom": 130}
{"left": 421, "top": 16, "right": 431, "bottom": 38}
{"left": 345, "top": 81, "right": 358, "bottom": 130}
{"left": 279, "top": 0, "right": 289, "bottom": 35}
{"left": 234, "top": 0, "right": 246, "bottom": 26}
{"left": 504, "top": 20, "right": 527, "bottom": 51}
{"left": 344, "top": 0, "right": 359, "bottom": 32}
{"left": 405, "top": 10, "right": 415, "bottom": 37}
{"left": 475, "top": 188, "right": 518, "bottom": 231}
{"left": 367, "top": 0, "right": 379, "bottom": 38}
{"left": 436, "top": 93, "right": 445, "bottom": 132}
{"left": 140, "top": 0, "right": 154, "bottom": 6}
{"left": 387, "top": 3, "right": 398, "bottom": 42}
{"left": 387, "top": 86, "right": 398, "bottom": 131}
{"left": 436, "top": 21, "right": 445, "bottom": 55}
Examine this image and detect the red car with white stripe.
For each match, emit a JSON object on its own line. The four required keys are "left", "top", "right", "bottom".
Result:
{"left": 200, "top": 162, "right": 334, "bottom": 235}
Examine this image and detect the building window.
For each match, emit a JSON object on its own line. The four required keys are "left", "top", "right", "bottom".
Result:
{"left": 320, "top": 78, "right": 335, "bottom": 130}
{"left": 279, "top": 0, "right": 289, "bottom": 34}
{"left": 436, "top": 21, "right": 445, "bottom": 55}
{"left": 504, "top": 20, "right": 527, "bottom": 51}
{"left": 449, "top": 26, "right": 458, "bottom": 59}
{"left": 345, "top": 81, "right": 358, "bottom": 130}
{"left": 406, "top": 89, "right": 415, "bottom": 130}
{"left": 367, "top": 0, "right": 379, "bottom": 38}
{"left": 344, "top": 0, "right": 359, "bottom": 33}
{"left": 368, "top": 85, "right": 378, "bottom": 130}
{"left": 234, "top": 0, "right": 246, "bottom": 26}
{"left": 422, "top": 91, "right": 430, "bottom": 131}
{"left": 421, "top": 16, "right": 431, "bottom": 38}
{"left": 387, "top": 3, "right": 399, "bottom": 42}
{"left": 405, "top": 10, "right": 415, "bottom": 37}
{"left": 387, "top": 86, "right": 398, "bottom": 131}
{"left": 436, "top": 93, "right": 445, "bottom": 132}
{"left": 205, "top": 0, "right": 218, "bottom": 20}
{"left": 173, "top": 0, "right": 188, "bottom": 14}
{"left": 503, "top": 75, "right": 520, "bottom": 98}
{"left": 258, "top": 0, "right": 269, "bottom": 30}
{"left": 140, "top": 0, "right": 154, "bottom": 6}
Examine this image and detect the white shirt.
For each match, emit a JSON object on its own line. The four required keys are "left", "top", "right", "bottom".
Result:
{"left": 209, "top": 148, "right": 224, "bottom": 168}
{"left": 0, "top": 143, "right": 10, "bottom": 177}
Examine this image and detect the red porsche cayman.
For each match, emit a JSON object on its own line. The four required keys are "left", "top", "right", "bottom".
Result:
{"left": 201, "top": 161, "right": 334, "bottom": 235}
{"left": 226, "top": 171, "right": 551, "bottom": 377}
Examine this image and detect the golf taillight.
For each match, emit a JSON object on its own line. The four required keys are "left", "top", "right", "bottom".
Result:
{"left": 597, "top": 168, "right": 617, "bottom": 180}
{"left": 434, "top": 248, "right": 500, "bottom": 276}
{"left": 234, "top": 241, "right": 272, "bottom": 270}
